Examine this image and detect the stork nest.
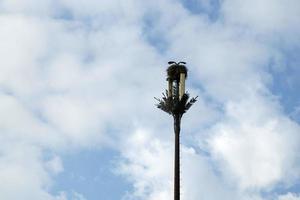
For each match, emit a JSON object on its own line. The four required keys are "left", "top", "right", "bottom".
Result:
{"left": 167, "top": 64, "right": 188, "bottom": 81}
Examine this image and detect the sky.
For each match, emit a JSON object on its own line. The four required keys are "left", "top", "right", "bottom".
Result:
{"left": 0, "top": 0, "right": 300, "bottom": 200}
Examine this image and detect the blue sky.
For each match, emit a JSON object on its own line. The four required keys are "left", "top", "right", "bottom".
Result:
{"left": 51, "top": 149, "right": 130, "bottom": 200}
{"left": 0, "top": 0, "right": 300, "bottom": 200}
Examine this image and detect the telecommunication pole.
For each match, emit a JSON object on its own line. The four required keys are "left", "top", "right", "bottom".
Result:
{"left": 155, "top": 61, "right": 197, "bottom": 200}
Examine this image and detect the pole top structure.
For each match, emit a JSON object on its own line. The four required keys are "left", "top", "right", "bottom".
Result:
{"left": 155, "top": 61, "right": 197, "bottom": 116}
{"left": 166, "top": 61, "right": 188, "bottom": 81}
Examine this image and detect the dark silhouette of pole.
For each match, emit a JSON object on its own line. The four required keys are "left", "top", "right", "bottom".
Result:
{"left": 174, "top": 113, "right": 181, "bottom": 200}
{"left": 155, "top": 61, "right": 197, "bottom": 200}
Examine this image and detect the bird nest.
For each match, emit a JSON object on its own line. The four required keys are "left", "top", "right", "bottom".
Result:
{"left": 167, "top": 64, "right": 188, "bottom": 81}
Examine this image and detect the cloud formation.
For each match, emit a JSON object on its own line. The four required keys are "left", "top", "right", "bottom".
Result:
{"left": 0, "top": 0, "right": 300, "bottom": 199}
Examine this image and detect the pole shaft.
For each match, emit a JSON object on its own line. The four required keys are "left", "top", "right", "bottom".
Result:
{"left": 174, "top": 114, "right": 180, "bottom": 200}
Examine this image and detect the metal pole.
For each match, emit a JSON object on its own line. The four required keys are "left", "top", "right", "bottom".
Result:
{"left": 174, "top": 114, "right": 181, "bottom": 200}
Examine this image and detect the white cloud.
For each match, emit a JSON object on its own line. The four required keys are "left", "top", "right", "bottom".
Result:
{"left": 45, "top": 156, "right": 64, "bottom": 175}
{"left": 0, "top": 2, "right": 167, "bottom": 199}
{"left": 0, "top": 143, "right": 62, "bottom": 200}
{"left": 0, "top": 15, "right": 47, "bottom": 96}
{"left": 278, "top": 193, "right": 300, "bottom": 200}
{"left": 0, "top": 0, "right": 300, "bottom": 200}
{"left": 118, "top": 129, "right": 173, "bottom": 200}
{"left": 209, "top": 97, "right": 300, "bottom": 189}
{"left": 0, "top": 0, "right": 56, "bottom": 16}
{"left": 221, "top": 0, "right": 300, "bottom": 45}
{"left": 181, "top": 147, "right": 238, "bottom": 200}
{"left": 222, "top": 0, "right": 300, "bottom": 30}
